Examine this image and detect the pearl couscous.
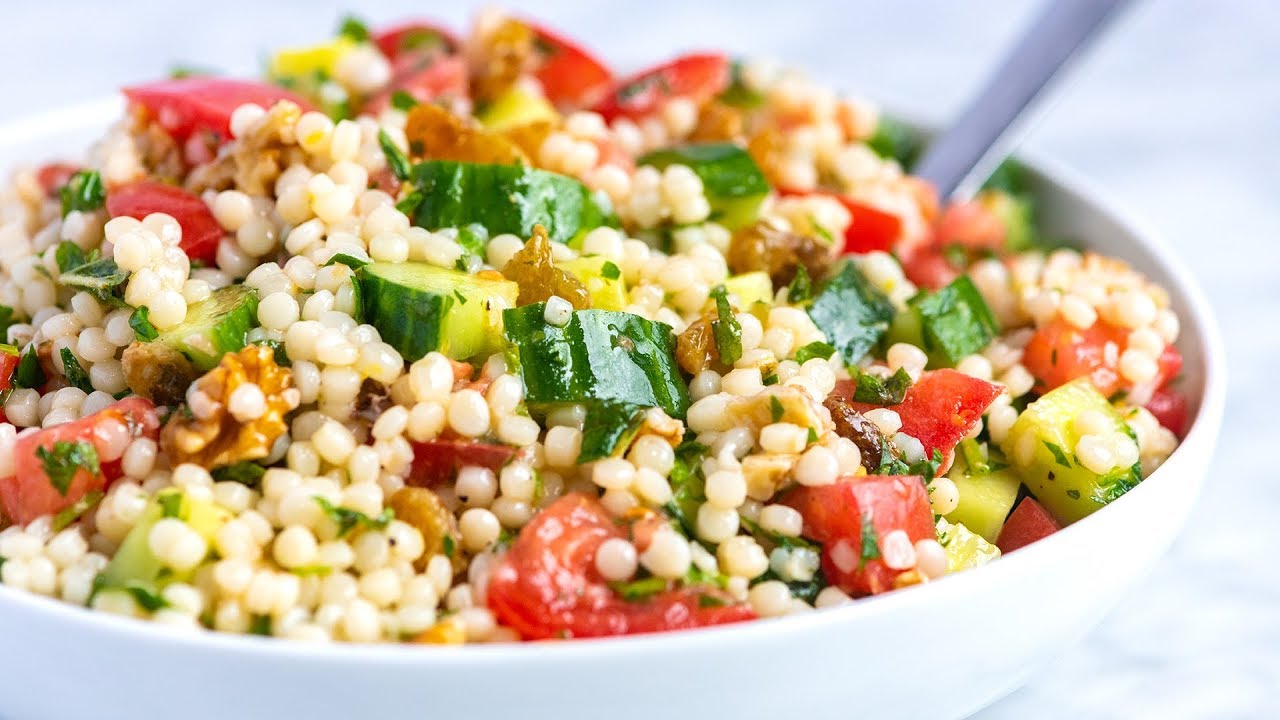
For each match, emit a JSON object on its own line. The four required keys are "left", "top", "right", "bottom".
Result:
{"left": 0, "top": 11, "right": 1187, "bottom": 643}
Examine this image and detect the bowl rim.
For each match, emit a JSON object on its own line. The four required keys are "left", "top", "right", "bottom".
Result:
{"left": 0, "top": 98, "right": 1228, "bottom": 666}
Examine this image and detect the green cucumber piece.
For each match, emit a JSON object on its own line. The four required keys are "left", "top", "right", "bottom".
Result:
{"left": 155, "top": 285, "right": 258, "bottom": 372}
{"left": 907, "top": 275, "right": 1000, "bottom": 366}
{"left": 558, "top": 256, "right": 628, "bottom": 311}
{"left": 936, "top": 517, "right": 1001, "bottom": 572}
{"left": 806, "top": 260, "right": 896, "bottom": 365}
{"left": 946, "top": 457, "right": 1022, "bottom": 544}
{"left": 866, "top": 116, "right": 921, "bottom": 169}
{"left": 638, "top": 143, "right": 770, "bottom": 229}
{"left": 405, "top": 160, "right": 614, "bottom": 244}
{"left": 504, "top": 304, "right": 690, "bottom": 420}
{"left": 1000, "top": 378, "right": 1142, "bottom": 524}
{"left": 724, "top": 271, "right": 774, "bottom": 309}
{"left": 357, "top": 262, "right": 518, "bottom": 362}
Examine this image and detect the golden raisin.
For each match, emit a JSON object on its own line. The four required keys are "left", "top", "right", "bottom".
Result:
{"left": 121, "top": 342, "right": 199, "bottom": 407}
{"left": 675, "top": 313, "right": 723, "bottom": 376}
{"left": 824, "top": 394, "right": 884, "bottom": 472}
{"left": 404, "top": 104, "right": 528, "bottom": 165}
{"left": 161, "top": 346, "right": 298, "bottom": 468}
{"left": 388, "top": 486, "right": 463, "bottom": 571}
{"left": 689, "top": 101, "right": 745, "bottom": 143}
{"left": 727, "top": 219, "right": 835, "bottom": 287}
{"left": 501, "top": 225, "right": 591, "bottom": 309}
{"left": 468, "top": 17, "right": 535, "bottom": 104}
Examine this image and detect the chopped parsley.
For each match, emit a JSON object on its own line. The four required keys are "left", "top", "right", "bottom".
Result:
{"left": 442, "top": 534, "right": 456, "bottom": 559}
{"left": 54, "top": 241, "right": 93, "bottom": 274}
{"left": 36, "top": 441, "right": 100, "bottom": 496}
{"left": 807, "top": 427, "right": 819, "bottom": 445}
{"left": 909, "top": 275, "right": 1000, "bottom": 365}
{"left": 851, "top": 367, "right": 913, "bottom": 406}
{"left": 337, "top": 15, "right": 371, "bottom": 43}
{"left": 377, "top": 129, "right": 411, "bottom": 182}
{"left": 211, "top": 462, "right": 267, "bottom": 487}
{"left": 787, "top": 265, "right": 812, "bottom": 303}
{"left": 58, "top": 256, "right": 129, "bottom": 307}
{"left": 60, "top": 348, "right": 93, "bottom": 392}
{"left": 601, "top": 261, "right": 622, "bottom": 280}
{"left": 609, "top": 575, "right": 668, "bottom": 602}
{"left": 59, "top": 170, "right": 106, "bottom": 217}
{"left": 859, "top": 510, "right": 881, "bottom": 569}
{"left": 314, "top": 497, "right": 394, "bottom": 537}
{"left": 323, "top": 252, "right": 371, "bottom": 270}
{"left": 453, "top": 290, "right": 468, "bottom": 305}
{"left": 709, "top": 284, "right": 743, "bottom": 365}
{"left": 13, "top": 345, "right": 45, "bottom": 389}
{"left": 662, "top": 441, "right": 709, "bottom": 539}
{"left": 249, "top": 614, "right": 273, "bottom": 636}
{"left": 158, "top": 492, "right": 184, "bottom": 519}
{"left": 794, "top": 341, "right": 836, "bottom": 365}
{"left": 390, "top": 90, "right": 419, "bottom": 112}
{"left": 1043, "top": 441, "right": 1074, "bottom": 469}
{"left": 769, "top": 395, "right": 785, "bottom": 423}
{"left": 124, "top": 581, "right": 170, "bottom": 613}
{"left": 128, "top": 306, "right": 159, "bottom": 342}
{"left": 52, "top": 490, "right": 104, "bottom": 531}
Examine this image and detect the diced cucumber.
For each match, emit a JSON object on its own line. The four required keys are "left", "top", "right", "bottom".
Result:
{"left": 937, "top": 517, "right": 1001, "bottom": 572}
{"left": 717, "top": 60, "right": 765, "bottom": 109}
{"left": 866, "top": 115, "right": 921, "bottom": 169}
{"left": 806, "top": 260, "right": 896, "bottom": 365}
{"left": 1000, "top": 378, "right": 1142, "bottom": 524}
{"left": 981, "top": 190, "right": 1037, "bottom": 253}
{"left": 637, "top": 143, "right": 770, "bottom": 230}
{"left": 558, "top": 256, "right": 628, "bottom": 311}
{"left": 724, "top": 271, "right": 774, "bottom": 309}
{"left": 154, "top": 285, "right": 258, "bottom": 372}
{"left": 946, "top": 459, "right": 1022, "bottom": 544}
{"left": 896, "top": 275, "right": 999, "bottom": 367}
{"left": 404, "top": 160, "right": 614, "bottom": 244}
{"left": 357, "top": 262, "right": 518, "bottom": 362}
{"left": 477, "top": 86, "right": 559, "bottom": 130}
{"left": 504, "top": 304, "right": 690, "bottom": 420}
{"left": 97, "top": 488, "right": 232, "bottom": 601}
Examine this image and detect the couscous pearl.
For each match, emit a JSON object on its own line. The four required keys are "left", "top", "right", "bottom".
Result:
{"left": 640, "top": 530, "right": 692, "bottom": 579}
{"left": 696, "top": 503, "right": 740, "bottom": 543}
{"left": 814, "top": 586, "right": 853, "bottom": 608}
{"left": 748, "top": 580, "right": 793, "bottom": 617}
{"left": 459, "top": 509, "right": 501, "bottom": 552}
{"left": 594, "top": 538, "right": 639, "bottom": 582}
{"left": 591, "top": 458, "right": 636, "bottom": 491}
{"left": 717, "top": 535, "right": 769, "bottom": 579}
{"left": 455, "top": 466, "right": 498, "bottom": 507}
{"left": 447, "top": 390, "right": 490, "bottom": 438}
{"left": 273, "top": 525, "right": 319, "bottom": 569}
{"left": 759, "top": 504, "right": 804, "bottom": 537}
{"left": 928, "top": 478, "right": 960, "bottom": 516}
{"left": 793, "top": 445, "right": 838, "bottom": 487}
{"left": 915, "top": 539, "right": 948, "bottom": 579}
{"left": 704, "top": 470, "right": 747, "bottom": 509}
{"left": 148, "top": 519, "right": 208, "bottom": 572}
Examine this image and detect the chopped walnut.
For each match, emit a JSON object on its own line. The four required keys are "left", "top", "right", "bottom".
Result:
{"left": 467, "top": 16, "right": 535, "bottom": 105}
{"left": 388, "top": 487, "right": 463, "bottom": 571}
{"left": 185, "top": 101, "right": 307, "bottom": 196}
{"left": 726, "top": 219, "right": 836, "bottom": 287}
{"left": 161, "top": 346, "right": 299, "bottom": 467}
{"left": 128, "top": 105, "right": 186, "bottom": 184}
{"left": 122, "top": 341, "right": 200, "bottom": 407}
{"left": 501, "top": 120, "right": 555, "bottom": 161}
{"left": 742, "top": 453, "right": 797, "bottom": 501}
{"left": 727, "top": 386, "right": 829, "bottom": 435}
{"left": 404, "top": 103, "right": 528, "bottom": 165}
{"left": 500, "top": 224, "right": 591, "bottom": 309}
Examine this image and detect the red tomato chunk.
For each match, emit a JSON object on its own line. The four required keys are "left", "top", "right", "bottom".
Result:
{"left": 996, "top": 497, "right": 1061, "bottom": 554}
{"left": 406, "top": 440, "right": 517, "bottom": 488}
{"left": 0, "top": 397, "right": 160, "bottom": 525}
{"left": 106, "top": 181, "right": 226, "bottom": 264}
{"left": 783, "top": 475, "right": 935, "bottom": 595}
{"left": 123, "top": 77, "right": 313, "bottom": 144}
{"left": 593, "top": 53, "right": 730, "bottom": 121}
{"left": 487, "top": 493, "right": 754, "bottom": 639}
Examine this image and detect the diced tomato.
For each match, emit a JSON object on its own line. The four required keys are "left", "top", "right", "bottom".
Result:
{"left": 35, "top": 163, "right": 80, "bottom": 198}
{"left": 487, "top": 493, "right": 754, "bottom": 639}
{"left": 900, "top": 245, "right": 961, "bottom": 290}
{"left": 783, "top": 475, "right": 935, "bottom": 596}
{"left": 934, "top": 199, "right": 1006, "bottom": 251}
{"left": 372, "top": 21, "right": 459, "bottom": 62}
{"left": 995, "top": 496, "right": 1061, "bottom": 554}
{"left": 525, "top": 22, "right": 612, "bottom": 108}
{"left": 1145, "top": 388, "right": 1189, "bottom": 438}
{"left": 364, "top": 55, "right": 468, "bottom": 116}
{"left": 1024, "top": 318, "right": 1185, "bottom": 397}
{"left": 778, "top": 188, "right": 905, "bottom": 256}
{"left": 592, "top": 53, "right": 730, "bottom": 121}
{"left": 406, "top": 440, "right": 517, "bottom": 488}
{"left": 834, "top": 369, "right": 1002, "bottom": 469}
{"left": 0, "top": 397, "right": 159, "bottom": 525}
{"left": 106, "top": 181, "right": 225, "bottom": 264}
{"left": 122, "top": 77, "right": 313, "bottom": 145}
{"left": 0, "top": 346, "right": 17, "bottom": 423}
{"left": 1155, "top": 344, "right": 1183, "bottom": 388}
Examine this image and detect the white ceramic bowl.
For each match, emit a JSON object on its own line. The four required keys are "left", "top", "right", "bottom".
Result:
{"left": 0, "top": 100, "right": 1225, "bottom": 720}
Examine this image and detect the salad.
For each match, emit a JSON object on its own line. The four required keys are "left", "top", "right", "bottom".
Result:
{"left": 0, "top": 11, "right": 1188, "bottom": 644}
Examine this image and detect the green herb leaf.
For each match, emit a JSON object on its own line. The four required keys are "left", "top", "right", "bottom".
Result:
{"left": 601, "top": 261, "right": 622, "bottom": 280}
{"left": 158, "top": 491, "right": 184, "bottom": 519}
{"left": 1066, "top": 489, "right": 1081, "bottom": 500}
{"left": 390, "top": 90, "right": 419, "bottom": 112}
{"left": 453, "top": 289, "right": 468, "bottom": 305}
{"left": 337, "top": 15, "right": 371, "bottom": 43}
{"left": 909, "top": 275, "right": 1000, "bottom": 365}
{"left": 253, "top": 338, "right": 291, "bottom": 367}
{"left": 761, "top": 371, "right": 779, "bottom": 386}
{"left": 769, "top": 395, "right": 785, "bottom": 423}
{"left": 1091, "top": 465, "right": 1141, "bottom": 505}
{"left": 169, "top": 64, "right": 215, "bottom": 79}
{"left": 806, "top": 261, "right": 895, "bottom": 365}
{"left": 807, "top": 427, "right": 819, "bottom": 445}
{"left": 698, "top": 594, "right": 728, "bottom": 608}
{"left": 54, "top": 241, "right": 90, "bottom": 274}
{"left": 13, "top": 345, "right": 45, "bottom": 389}
{"left": 859, "top": 510, "right": 881, "bottom": 569}
{"left": 957, "top": 438, "right": 990, "bottom": 475}
{"left": 787, "top": 264, "right": 812, "bottom": 303}
{"left": 807, "top": 214, "right": 835, "bottom": 245}
{"left": 249, "top": 614, "right": 273, "bottom": 636}
{"left": 324, "top": 252, "right": 370, "bottom": 270}
{"left": 211, "top": 462, "right": 267, "bottom": 487}
{"left": 577, "top": 402, "right": 646, "bottom": 464}
{"left": 59, "top": 170, "right": 106, "bottom": 217}
{"left": 442, "top": 534, "right": 456, "bottom": 559}
{"left": 124, "top": 581, "right": 170, "bottom": 612}
{"left": 58, "top": 258, "right": 129, "bottom": 307}
{"left": 1043, "top": 441, "right": 1074, "bottom": 469}
{"left": 609, "top": 575, "right": 668, "bottom": 602}
{"left": 851, "top": 367, "right": 913, "bottom": 406}
{"left": 0, "top": 305, "right": 16, "bottom": 339}
{"left": 865, "top": 115, "right": 920, "bottom": 168}
{"left": 37, "top": 440, "right": 100, "bottom": 496}
{"left": 59, "top": 347, "right": 92, "bottom": 392}
{"left": 52, "top": 490, "right": 104, "bottom": 531}
{"left": 709, "top": 284, "right": 743, "bottom": 365}
{"left": 377, "top": 129, "right": 411, "bottom": 182}
{"left": 129, "top": 306, "right": 159, "bottom": 342}
{"left": 738, "top": 513, "right": 820, "bottom": 554}
{"left": 314, "top": 496, "right": 394, "bottom": 537}
{"left": 794, "top": 341, "right": 835, "bottom": 365}
{"left": 662, "top": 441, "right": 709, "bottom": 539}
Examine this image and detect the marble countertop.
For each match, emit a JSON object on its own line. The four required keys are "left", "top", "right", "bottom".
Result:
{"left": 5, "top": 1, "right": 1275, "bottom": 717}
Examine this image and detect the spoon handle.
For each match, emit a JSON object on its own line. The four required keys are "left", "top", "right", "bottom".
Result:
{"left": 913, "top": 0, "right": 1135, "bottom": 201}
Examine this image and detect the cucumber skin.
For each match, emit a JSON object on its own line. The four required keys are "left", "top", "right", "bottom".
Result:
{"left": 360, "top": 273, "right": 451, "bottom": 361}
{"left": 156, "top": 285, "right": 258, "bottom": 372}
{"left": 408, "top": 161, "right": 612, "bottom": 244}
{"left": 1001, "top": 378, "right": 1142, "bottom": 524}
{"left": 503, "top": 304, "right": 691, "bottom": 420}
{"left": 638, "top": 143, "right": 770, "bottom": 229}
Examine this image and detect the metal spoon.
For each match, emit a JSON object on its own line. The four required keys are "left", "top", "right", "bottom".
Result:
{"left": 913, "top": 0, "right": 1137, "bottom": 201}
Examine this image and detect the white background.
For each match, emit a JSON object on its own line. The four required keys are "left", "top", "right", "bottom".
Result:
{"left": 4, "top": 1, "right": 1278, "bottom": 717}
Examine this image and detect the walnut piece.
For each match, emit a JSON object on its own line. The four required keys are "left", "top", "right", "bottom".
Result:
{"left": 185, "top": 101, "right": 307, "bottom": 196}
{"left": 161, "top": 346, "right": 299, "bottom": 467}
